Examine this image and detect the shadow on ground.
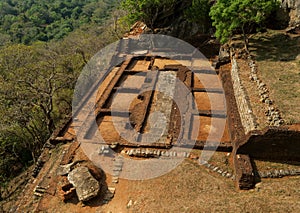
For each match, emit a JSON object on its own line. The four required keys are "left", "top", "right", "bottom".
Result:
{"left": 249, "top": 32, "right": 300, "bottom": 62}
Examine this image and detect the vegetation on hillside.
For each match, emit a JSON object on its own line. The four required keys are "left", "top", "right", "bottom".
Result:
{"left": 0, "top": 1, "right": 126, "bottom": 189}
{"left": 121, "top": 0, "right": 280, "bottom": 48}
{"left": 0, "top": 0, "right": 119, "bottom": 44}
{"left": 121, "top": 0, "right": 177, "bottom": 30}
{"left": 184, "top": 0, "right": 211, "bottom": 32}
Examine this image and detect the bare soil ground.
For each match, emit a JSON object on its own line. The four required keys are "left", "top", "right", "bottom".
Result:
{"left": 124, "top": 161, "right": 300, "bottom": 213}
{"left": 194, "top": 92, "right": 226, "bottom": 111}
{"left": 191, "top": 116, "right": 230, "bottom": 143}
{"left": 3, "top": 144, "right": 300, "bottom": 212}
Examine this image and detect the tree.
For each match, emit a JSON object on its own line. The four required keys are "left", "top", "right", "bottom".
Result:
{"left": 121, "top": 0, "right": 176, "bottom": 30}
{"left": 0, "top": 42, "right": 83, "bottom": 173}
{"left": 209, "top": 0, "right": 279, "bottom": 50}
{"left": 0, "top": 0, "right": 123, "bottom": 185}
{"left": 184, "top": 0, "right": 211, "bottom": 33}
{"left": 0, "top": 0, "right": 120, "bottom": 44}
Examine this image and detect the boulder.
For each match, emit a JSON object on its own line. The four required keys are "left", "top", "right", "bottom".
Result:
{"left": 215, "top": 45, "right": 230, "bottom": 68}
{"left": 282, "top": 0, "right": 300, "bottom": 27}
{"left": 68, "top": 166, "right": 100, "bottom": 202}
{"left": 57, "top": 163, "right": 73, "bottom": 176}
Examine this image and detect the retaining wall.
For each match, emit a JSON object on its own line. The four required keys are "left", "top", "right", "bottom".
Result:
{"left": 230, "top": 57, "right": 257, "bottom": 134}
{"left": 237, "top": 127, "right": 300, "bottom": 161}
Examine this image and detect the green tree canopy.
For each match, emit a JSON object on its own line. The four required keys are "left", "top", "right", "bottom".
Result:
{"left": 121, "top": 0, "right": 177, "bottom": 29}
{"left": 0, "top": 15, "right": 125, "bottom": 186}
{"left": 184, "top": 0, "right": 211, "bottom": 33}
{"left": 209, "top": 0, "right": 279, "bottom": 48}
{"left": 0, "top": 0, "right": 119, "bottom": 44}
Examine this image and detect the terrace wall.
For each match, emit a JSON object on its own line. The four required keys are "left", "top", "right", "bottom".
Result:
{"left": 230, "top": 57, "right": 257, "bottom": 134}
{"left": 237, "top": 127, "right": 300, "bottom": 161}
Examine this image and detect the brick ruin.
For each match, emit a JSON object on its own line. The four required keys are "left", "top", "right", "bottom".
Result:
{"left": 26, "top": 24, "right": 300, "bottom": 207}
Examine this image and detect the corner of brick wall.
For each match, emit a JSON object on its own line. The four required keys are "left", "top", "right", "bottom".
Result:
{"left": 234, "top": 154, "right": 255, "bottom": 190}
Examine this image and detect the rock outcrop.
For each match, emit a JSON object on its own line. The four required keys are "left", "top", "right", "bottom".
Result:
{"left": 67, "top": 166, "right": 100, "bottom": 202}
{"left": 281, "top": 0, "right": 300, "bottom": 26}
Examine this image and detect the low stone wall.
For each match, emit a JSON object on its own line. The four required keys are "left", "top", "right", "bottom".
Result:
{"left": 248, "top": 58, "right": 284, "bottom": 127}
{"left": 231, "top": 57, "right": 257, "bottom": 134}
{"left": 258, "top": 168, "right": 300, "bottom": 178}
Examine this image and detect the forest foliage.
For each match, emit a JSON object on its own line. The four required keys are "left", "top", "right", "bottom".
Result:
{"left": 121, "top": 0, "right": 280, "bottom": 44}
{"left": 0, "top": 0, "right": 119, "bottom": 44}
{"left": 209, "top": 0, "right": 279, "bottom": 47}
{"left": 0, "top": 0, "right": 125, "bottom": 189}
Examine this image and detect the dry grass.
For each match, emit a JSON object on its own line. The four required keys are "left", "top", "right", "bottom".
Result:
{"left": 249, "top": 30, "right": 300, "bottom": 124}
{"left": 3, "top": 145, "right": 300, "bottom": 212}
{"left": 99, "top": 150, "right": 300, "bottom": 212}
{"left": 121, "top": 159, "right": 300, "bottom": 213}
{"left": 253, "top": 159, "right": 300, "bottom": 172}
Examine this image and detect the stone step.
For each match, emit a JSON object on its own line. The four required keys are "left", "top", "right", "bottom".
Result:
{"left": 112, "top": 177, "right": 119, "bottom": 183}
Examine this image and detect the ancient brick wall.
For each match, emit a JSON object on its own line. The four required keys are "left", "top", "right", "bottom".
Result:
{"left": 233, "top": 154, "right": 255, "bottom": 190}
{"left": 237, "top": 127, "right": 300, "bottom": 161}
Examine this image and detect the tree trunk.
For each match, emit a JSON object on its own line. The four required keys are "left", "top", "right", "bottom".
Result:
{"left": 242, "top": 25, "right": 249, "bottom": 53}
{"left": 31, "top": 151, "right": 36, "bottom": 164}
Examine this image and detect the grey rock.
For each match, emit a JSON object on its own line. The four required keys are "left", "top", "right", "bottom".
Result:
{"left": 284, "top": 170, "right": 290, "bottom": 176}
{"left": 258, "top": 171, "right": 265, "bottom": 178}
{"left": 266, "top": 99, "right": 273, "bottom": 106}
{"left": 128, "top": 150, "right": 134, "bottom": 156}
{"left": 57, "top": 163, "right": 73, "bottom": 176}
{"left": 68, "top": 166, "right": 100, "bottom": 202}
{"left": 279, "top": 169, "right": 285, "bottom": 176}
{"left": 290, "top": 170, "right": 296, "bottom": 176}
{"left": 127, "top": 200, "right": 133, "bottom": 209}
{"left": 113, "top": 167, "right": 122, "bottom": 172}
{"left": 213, "top": 167, "right": 219, "bottom": 172}
{"left": 259, "top": 83, "right": 266, "bottom": 88}
{"left": 274, "top": 120, "right": 281, "bottom": 126}
{"left": 226, "top": 173, "right": 232, "bottom": 178}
